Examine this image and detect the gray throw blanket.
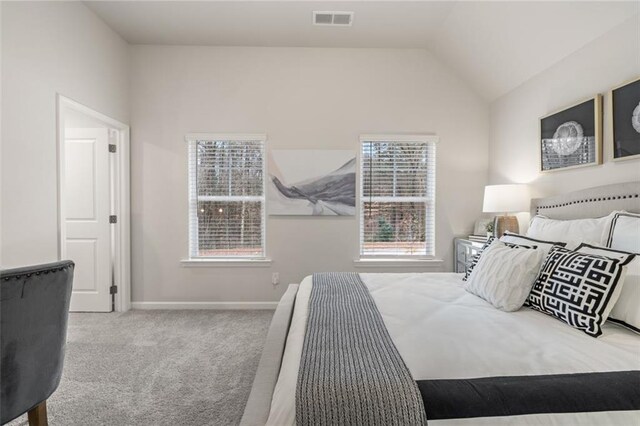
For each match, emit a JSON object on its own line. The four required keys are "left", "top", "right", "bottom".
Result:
{"left": 296, "top": 272, "right": 427, "bottom": 425}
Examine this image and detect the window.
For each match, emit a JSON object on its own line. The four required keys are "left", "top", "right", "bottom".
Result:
{"left": 360, "top": 135, "right": 436, "bottom": 257}
{"left": 187, "top": 134, "right": 266, "bottom": 259}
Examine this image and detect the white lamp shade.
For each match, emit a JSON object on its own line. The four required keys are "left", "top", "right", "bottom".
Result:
{"left": 483, "top": 184, "right": 530, "bottom": 213}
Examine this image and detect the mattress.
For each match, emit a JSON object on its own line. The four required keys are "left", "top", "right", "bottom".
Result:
{"left": 267, "top": 273, "right": 640, "bottom": 425}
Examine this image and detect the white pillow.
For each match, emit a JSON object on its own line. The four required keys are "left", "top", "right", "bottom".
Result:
{"left": 527, "top": 214, "right": 611, "bottom": 249}
{"left": 610, "top": 262, "right": 640, "bottom": 333}
{"left": 500, "top": 231, "right": 566, "bottom": 258}
{"left": 465, "top": 241, "right": 544, "bottom": 312}
{"left": 600, "top": 212, "right": 640, "bottom": 333}
{"left": 604, "top": 212, "right": 640, "bottom": 253}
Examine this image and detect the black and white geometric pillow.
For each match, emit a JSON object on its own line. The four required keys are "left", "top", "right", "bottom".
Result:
{"left": 463, "top": 238, "right": 536, "bottom": 281}
{"left": 527, "top": 246, "right": 632, "bottom": 337}
{"left": 576, "top": 243, "right": 640, "bottom": 334}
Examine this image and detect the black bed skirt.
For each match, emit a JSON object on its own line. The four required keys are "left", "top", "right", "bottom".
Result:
{"left": 418, "top": 370, "right": 640, "bottom": 420}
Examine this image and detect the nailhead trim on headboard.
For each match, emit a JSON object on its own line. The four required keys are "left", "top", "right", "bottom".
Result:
{"left": 535, "top": 194, "right": 640, "bottom": 215}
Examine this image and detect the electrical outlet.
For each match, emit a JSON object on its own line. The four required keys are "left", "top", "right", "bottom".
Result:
{"left": 272, "top": 272, "right": 280, "bottom": 285}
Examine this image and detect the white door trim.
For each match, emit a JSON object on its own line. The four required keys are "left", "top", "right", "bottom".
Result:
{"left": 56, "top": 94, "right": 131, "bottom": 312}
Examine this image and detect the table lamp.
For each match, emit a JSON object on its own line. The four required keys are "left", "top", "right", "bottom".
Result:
{"left": 483, "top": 184, "right": 530, "bottom": 237}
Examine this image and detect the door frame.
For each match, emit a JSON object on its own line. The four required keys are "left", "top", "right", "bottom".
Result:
{"left": 56, "top": 94, "right": 131, "bottom": 312}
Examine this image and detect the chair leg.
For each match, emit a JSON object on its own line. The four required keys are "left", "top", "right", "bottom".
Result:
{"left": 27, "top": 401, "right": 48, "bottom": 426}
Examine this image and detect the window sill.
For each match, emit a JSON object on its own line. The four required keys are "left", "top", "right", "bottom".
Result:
{"left": 353, "top": 258, "right": 444, "bottom": 270}
{"left": 180, "top": 258, "right": 272, "bottom": 268}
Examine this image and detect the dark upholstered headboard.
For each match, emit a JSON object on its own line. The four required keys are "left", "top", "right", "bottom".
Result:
{"left": 530, "top": 181, "right": 640, "bottom": 220}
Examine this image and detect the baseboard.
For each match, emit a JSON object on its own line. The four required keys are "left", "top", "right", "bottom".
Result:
{"left": 131, "top": 301, "right": 278, "bottom": 310}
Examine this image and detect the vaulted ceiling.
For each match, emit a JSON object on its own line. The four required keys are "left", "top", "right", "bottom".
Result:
{"left": 86, "top": 1, "right": 639, "bottom": 101}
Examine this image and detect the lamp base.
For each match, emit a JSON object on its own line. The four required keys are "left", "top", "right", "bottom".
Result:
{"left": 494, "top": 215, "right": 519, "bottom": 237}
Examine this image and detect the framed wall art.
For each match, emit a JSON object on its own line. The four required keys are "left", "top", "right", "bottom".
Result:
{"left": 611, "top": 77, "right": 640, "bottom": 161}
{"left": 540, "top": 95, "right": 602, "bottom": 172}
{"left": 473, "top": 217, "right": 494, "bottom": 237}
{"left": 267, "top": 149, "right": 356, "bottom": 216}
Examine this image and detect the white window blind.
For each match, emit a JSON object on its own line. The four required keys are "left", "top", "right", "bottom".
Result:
{"left": 360, "top": 137, "right": 436, "bottom": 257}
{"left": 187, "top": 135, "right": 266, "bottom": 258}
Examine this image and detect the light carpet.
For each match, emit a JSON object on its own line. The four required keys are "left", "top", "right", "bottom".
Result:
{"left": 8, "top": 310, "right": 273, "bottom": 426}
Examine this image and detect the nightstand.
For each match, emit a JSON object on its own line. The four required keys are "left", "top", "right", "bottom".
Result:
{"left": 454, "top": 238, "right": 486, "bottom": 273}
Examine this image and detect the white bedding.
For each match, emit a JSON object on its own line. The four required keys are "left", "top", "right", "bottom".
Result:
{"left": 266, "top": 273, "right": 640, "bottom": 425}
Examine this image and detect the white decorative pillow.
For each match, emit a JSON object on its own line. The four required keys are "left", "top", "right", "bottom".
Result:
{"left": 463, "top": 237, "right": 535, "bottom": 282}
{"left": 465, "top": 241, "right": 543, "bottom": 312}
{"left": 527, "top": 214, "right": 612, "bottom": 249}
{"left": 500, "top": 231, "right": 566, "bottom": 258}
{"left": 604, "top": 212, "right": 640, "bottom": 253}
{"left": 528, "top": 246, "right": 632, "bottom": 337}
{"left": 577, "top": 243, "right": 640, "bottom": 334}
{"left": 462, "top": 237, "right": 495, "bottom": 281}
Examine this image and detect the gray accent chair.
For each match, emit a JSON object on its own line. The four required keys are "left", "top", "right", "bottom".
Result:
{"left": 1, "top": 261, "right": 74, "bottom": 426}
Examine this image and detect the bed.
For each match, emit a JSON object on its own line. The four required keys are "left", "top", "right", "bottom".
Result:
{"left": 241, "top": 181, "right": 640, "bottom": 426}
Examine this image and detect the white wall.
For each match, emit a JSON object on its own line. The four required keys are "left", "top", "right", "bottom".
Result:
{"left": 130, "top": 46, "right": 489, "bottom": 303}
{"left": 1, "top": 2, "right": 130, "bottom": 267}
{"left": 489, "top": 15, "right": 640, "bottom": 199}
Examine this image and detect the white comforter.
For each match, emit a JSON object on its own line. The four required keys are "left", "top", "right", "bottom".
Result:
{"left": 267, "top": 273, "right": 640, "bottom": 425}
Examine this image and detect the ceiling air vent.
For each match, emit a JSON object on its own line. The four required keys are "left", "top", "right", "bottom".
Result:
{"left": 313, "top": 11, "right": 354, "bottom": 27}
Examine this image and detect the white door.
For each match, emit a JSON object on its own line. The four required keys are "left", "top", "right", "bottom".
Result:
{"left": 64, "top": 128, "right": 112, "bottom": 312}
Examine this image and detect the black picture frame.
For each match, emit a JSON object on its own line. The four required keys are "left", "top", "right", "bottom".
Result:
{"left": 611, "top": 77, "right": 640, "bottom": 161}
{"left": 539, "top": 95, "right": 602, "bottom": 172}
